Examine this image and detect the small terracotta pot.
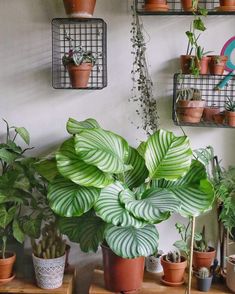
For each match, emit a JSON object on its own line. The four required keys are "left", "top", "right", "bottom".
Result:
{"left": 161, "top": 255, "right": 187, "bottom": 283}
{"left": 225, "top": 111, "right": 235, "bottom": 127}
{"left": 203, "top": 107, "right": 221, "bottom": 122}
{"left": 177, "top": 100, "right": 205, "bottom": 123}
{"left": 226, "top": 255, "right": 235, "bottom": 292}
{"left": 145, "top": 0, "right": 167, "bottom": 4}
{"left": 213, "top": 112, "right": 225, "bottom": 124}
{"left": 0, "top": 252, "right": 16, "bottom": 280}
{"left": 208, "top": 55, "right": 228, "bottom": 75}
{"left": 181, "top": 0, "right": 198, "bottom": 11}
{"left": 63, "top": 0, "right": 96, "bottom": 18}
{"left": 101, "top": 245, "right": 145, "bottom": 293}
{"left": 67, "top": 63, "right": 92, "bottom": 88}
{"left": 220, "top": 0, "right": 235, "bottom": 6}
{"left": 180, "top": 55, "right": 194, "bottom": 74}
{"left": 197, "top": 56, "right": 211, "bottom": 75}
{"left": 193, "top": 247, "right": 216, "bottom": 270}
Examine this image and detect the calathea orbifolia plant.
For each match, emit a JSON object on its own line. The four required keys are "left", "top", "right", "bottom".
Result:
{"left": 44, "top": 118, "right": 214, "bottom": 259}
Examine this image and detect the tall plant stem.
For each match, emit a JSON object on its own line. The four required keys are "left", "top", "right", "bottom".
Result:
{"left": 186, "top": 216, "right": 196, "bottom": 294}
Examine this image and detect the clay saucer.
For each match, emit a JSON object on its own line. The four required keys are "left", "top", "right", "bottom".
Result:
{"left": 0, "top": 274, "right": 16, "bottom": 285}
{"left": 216, "top": 5, "right": 235, "bottom": 11}
{"left": 161, "top": 276, "right": 185, "bottom": 287}
{"left": 144, "top": 3, "right": 169, "bottom": 11}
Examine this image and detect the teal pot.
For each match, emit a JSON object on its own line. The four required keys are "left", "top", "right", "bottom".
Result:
{"left": 226, "top": 255, "right": 235, "bottom": 293}
{"left": 196, "top": 275, "right": 212, "bottom": 292}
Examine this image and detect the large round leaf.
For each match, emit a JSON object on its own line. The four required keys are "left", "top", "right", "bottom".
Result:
{"left": 75, "top": 129, "right": 132, "bottom": 174}
{"left": 105, "top": 224, "right": 159, "bottom": 258}
{"left": 124, "top": 147, "right": 148, "bottom": 189}
{"left": 66, "top": 118, "right": 100, "bottom": 135}
{"left": 34, "top": 158, "right": 58, "bottom": 182}
{"left": 120, "top": 188, "right": 180, "bottom": 223}
{"left": 48, "top": 177, "right": 100, "bottom": 217}
{"left": 145, "top": 129, "right": 192, "bottom": 180}
{"left": 94, "top": 181, "right": 145, "bottom": 228}
{"left": 56, "top": 139, "right": 113, "bottom": 188}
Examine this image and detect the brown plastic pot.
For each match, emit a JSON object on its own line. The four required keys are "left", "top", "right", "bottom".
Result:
{"left": 180, "top": 55, "right": 194, "bottom": 74}
{"left": 177, "top": 100, "right": 205, "bottom": 123}
{"left": 208, "top": 55, "right": 228, "bottom": 75}
{"left": 225, "top": 111, "right": 235, "bottom": 127}
{"left": 67, "top": 63, "right": 92, "bottom": 88}
{"left": 63, "top": 0, "right": 96, "bottom": 18}
{"left": 101, "top": 245, "right": 145, "bottom": 293}
{"left": 220, "top": 0, "right": 235, "bottom": 6}
{"left": 161, "top": 255, "right": 187, "bottom": 283}
{"left": 0, "top": 252, "right": 16, "bottom": 280}
{"left": 193, "top": 247, "right": 216, "bottom": 270}
{"left": 181, "top": 0, "right": 198, "bottom": 11}
{"left": 203, "top": 107, "right": 221, "bottom": 122}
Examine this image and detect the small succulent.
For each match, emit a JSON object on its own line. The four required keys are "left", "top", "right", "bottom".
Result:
{"left": 31, "top": 223, "right": 66, "bottom": 259}
{"left": 177, "top": 88, "right": 201, "bottom": 102}
{"left": 165, "top": 250, "right": 181, "bottom": 263}
{"left": 225, "top": 96, "right": 235, "bottom": 112}
{"left": 62, "top": 46, "right": 96, "bottom": 67}
{"left": 198, "top": 267, "right": 210, "bottom": 279}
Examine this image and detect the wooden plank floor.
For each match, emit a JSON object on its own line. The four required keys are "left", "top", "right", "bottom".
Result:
{"left": 89, "top": 269, "right": 231, "bottom": 294}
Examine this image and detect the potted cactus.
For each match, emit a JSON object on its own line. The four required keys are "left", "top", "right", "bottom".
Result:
{"left": 31, "top": 223, "right": 66, "bottom": 289}
{"left": 176, "top": 88, "right": 205, "bottom": 123}
{"left": 225, "top": 96, "right": 235, "bottom": 127}
{"left": 208, "top": 55, "right": 228, "bottom": 75}
{"left": 161, "top": 250, "right": 187, "bottom": 285}
{"left": 63, "top": 0, "right": 96, "bottom": 18}
{"left": 196, "top": 267, "right": 213, "bottom": 292}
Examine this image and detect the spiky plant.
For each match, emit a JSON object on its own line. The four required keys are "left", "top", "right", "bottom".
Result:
{"left": 225, "top": 97, "right": 235, "bottom": 112}
{"left": 165, "top": 250, "right": 181, "bottom": 263}
{"left": 198, "top": 267, "right": 210, "bottom": 279}
{"left": 177, "top": 88, "right": 201, "bottom": 102}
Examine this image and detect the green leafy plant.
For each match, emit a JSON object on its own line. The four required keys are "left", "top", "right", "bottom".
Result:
{"left": 165, "top": 250, "right": 181, "bottom": 263}
{"left": 174, "top": 222, "right": 191, "bottom": 257}
{"left": 225, "top": 96, "right": 235, "bottom": 112}
{"left": 43, "top": 117, "right": 214, "bottom": 259}
{"left": 194, "top": 226, "right": 209, "bottom": 252}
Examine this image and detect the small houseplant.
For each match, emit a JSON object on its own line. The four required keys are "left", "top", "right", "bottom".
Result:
{"left": 63, "top": 0, "right": 96, "bottom": 18}
{"left": 146, "top": 249, "right": 164, "bottom": 273}
{"left": 225, "top": 96, "right": 235, "bottom": 127}
{"left": 202, "top": 104, "right": 221, "bottom": 122}
{"left": 181, "top": 0, "right": 198, "bottom": 12}
{"left": 193, "top": 226, "right": 216, "bottom": 270}
{"left": 176, "top": 87, "right": 205, "bottom": 123}
{"left": 196, "top": 267, "right": 213, "bottom": 292}
{"left": 46, "top": 117, "right": 214, "bottom": 293}
{"left": 31, "top": 222, "right": 66, "bottom": 289}
{"left": 62, "top": 38, "right": 96, "bottom": 89}
{"left": 161, "top": 250, "right": 187, "bottom": 285}
{"left": 208, "top": 55, "right": 228, "bottom": 75}
{"left": 144, "top": 0, "right": 169, "bottom": 12}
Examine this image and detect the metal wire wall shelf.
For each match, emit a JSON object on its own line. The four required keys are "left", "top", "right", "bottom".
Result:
{"left": 172, "top": 73, "right": 235, "bottom": 128}
{"left": 136, "top": 0, "right": 235, "bottom": 15}
{"left": 52, "top": 18, "right": 107, "bottom": 90}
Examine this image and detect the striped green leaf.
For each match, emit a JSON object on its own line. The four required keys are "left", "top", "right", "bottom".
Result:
{"left": 34, "top": 158, "right": 58, "bottom": 182}
{"left": 124, "top": 147, "right": 148, "bottom": 189}
{"left": 153, "top": 160, "right": 214, "bottom": 217}
{"left": 145, "top": 129, "right": 192, "bottom": 180}
{"left": 66, "top": 118, "right": 100, "bottom": 135}
{"left": 56, "top": 138, "right": 113, "bottom": 188}
{"left": 75, "top": 129, "right": 132, "bottom": 174}
{"left": 94, "top": 182, "right": 145, "bottom": 228}
{"left": 48, "top": 177, "right": 100, "bottom": 217}
{"left": 120, "top": 188, "right": 180, "bottom": 223}
{"left": 137, "top": 141, "right": 146, "bottom": 157}
{"left": 105, "top": 224, "right": 159, "bottom": 258}
{"left": 15, "top": 127, "right": 30, "bottom": 145}
{"left": 58, "top": 217, "right": 80, "bottom": 243}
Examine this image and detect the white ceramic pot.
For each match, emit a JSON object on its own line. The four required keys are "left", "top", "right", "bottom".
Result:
{"left": 226, "top": 255, "right": 235, "bottom": 293}
{"left": 146, "top": 255, "right": 163, "bottom": 273}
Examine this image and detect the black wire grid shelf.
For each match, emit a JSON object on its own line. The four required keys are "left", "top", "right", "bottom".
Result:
{"left": 52, "top": 18, "right": 107, "bottom": 90}
{"left": 135, "top": 0, "right": 235, "bottom": 15}
{"left": 172, "top": 73, "right": 235, "bottom": 128}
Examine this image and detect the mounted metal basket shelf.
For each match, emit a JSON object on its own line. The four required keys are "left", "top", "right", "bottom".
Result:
{"left": 135, "top": 0, "right": 235, "bottom": 15}
{"left": 52, "top": 18, "right": 107, "bottom": 90}
{"left": 172, "top": 73, "right": 235, "bottom": 128}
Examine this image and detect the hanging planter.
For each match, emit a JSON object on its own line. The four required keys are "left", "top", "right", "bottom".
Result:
{"left": 63, "top": 0, "right": 96, "bottom": 18}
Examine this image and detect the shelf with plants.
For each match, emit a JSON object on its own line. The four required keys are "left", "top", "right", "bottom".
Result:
{"left": 52, "top": 18, "right": 107, "bottom": 90}
{"left": 135, "top": 0, "right": 235, "bottom": 15}
{"left": 172, "top": 73, "right": 235, "bottom": 128}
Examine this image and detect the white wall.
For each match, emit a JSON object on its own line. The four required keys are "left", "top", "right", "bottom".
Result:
{"left": 0, "top": 1, "right": 234, "bottom": 292}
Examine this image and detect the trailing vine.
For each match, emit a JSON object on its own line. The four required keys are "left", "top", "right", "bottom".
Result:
{"left": 130, "top": 3, "right": 160, "bottom": 135}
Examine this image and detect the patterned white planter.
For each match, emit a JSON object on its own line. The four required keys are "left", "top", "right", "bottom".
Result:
{"left": 146, "top": 255, "right": 163, "bottom": 273}
{"left": 32, "top": 254, "right": 65, "bottom": 289}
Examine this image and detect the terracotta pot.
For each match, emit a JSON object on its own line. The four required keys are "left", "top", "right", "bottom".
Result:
{"left": 203, "top": 107, "right": 221, "bottom": 122}
{"left": 208, "top": 55, "right": 228, "bottom": 75}
{"left": 145, "top": 0, "right": 166, "bottom": 4}
{"left": 193, "top": 247, "right": 216, "bottom": 270}
{"left": 197, "top": 56, "right": 211, "bottom": 75}
{"left": 144, "top": 3, "right": 169, "bottom": 11}
{"left": 180, "top": 55, "right": 194, "bottom": 74}
{"left": 161, "top": 255, "right": 187, "bottom": 283}
{"left": 213, "top": 112, "right": 225, "bottom": 124}
{"left": 220, "top": 0, "right": 235, "bottom": 6}
{"left": 181, "top": 0, "right": 198, "bottom": 11}
{"left": 226, "top": 255, "right": 235, "bottom": 292}
{"left": 225, "top": 111, "right": 235, "bottom": 127}
{"left": 63, "top": 0, "right": 96, "bottom": 18}
{"left": 101, "top": 245, "right": 145, "bottom": 292}
{"left": 67, "top": 63, "right": 92, "bottom": 88}
{"left": 177, "top": 100, "right": 205, "bottom": 123}
{"left": 0, "top": 252, "right": 16, "bottom": 280}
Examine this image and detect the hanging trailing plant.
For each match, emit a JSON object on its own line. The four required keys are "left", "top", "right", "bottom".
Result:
{"left": 130, "top": 3, "right": 159, "bottom": 136}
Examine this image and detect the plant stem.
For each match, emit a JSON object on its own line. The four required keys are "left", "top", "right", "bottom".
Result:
{"left": 2, "top": 236, "right": 7, "bottom": 259}
{"left": 186, "top": 216, "right": 196, "bottom": 294}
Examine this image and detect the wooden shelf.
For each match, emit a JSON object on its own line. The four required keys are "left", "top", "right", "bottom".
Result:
{"left": 89, "top": 269, "right": 230, "bottom": 294}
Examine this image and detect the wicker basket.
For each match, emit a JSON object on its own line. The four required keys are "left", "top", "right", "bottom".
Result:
{"left": 32, "top": 254, "right": 65, "bottom": 289}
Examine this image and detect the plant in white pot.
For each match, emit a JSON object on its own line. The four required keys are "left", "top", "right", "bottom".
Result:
{"left": 43, "top": 118, "right": 214, "bottom": 293}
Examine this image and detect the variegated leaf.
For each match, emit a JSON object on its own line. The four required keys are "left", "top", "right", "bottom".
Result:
{"left": 66, "top": 118, "right": 100, "bottom": 135}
